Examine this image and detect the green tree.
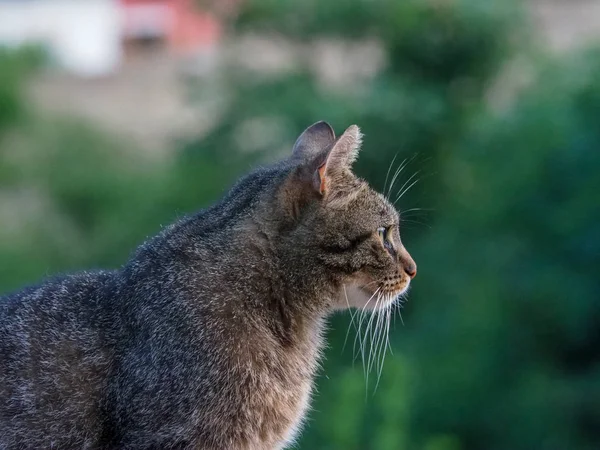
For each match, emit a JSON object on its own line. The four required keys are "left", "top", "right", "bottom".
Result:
{"left": 408, "top": 49, "right": 600, "bottom": 450}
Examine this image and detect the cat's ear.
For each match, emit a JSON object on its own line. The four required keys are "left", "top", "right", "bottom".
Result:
{"left": 292, "top": 121, "right": 336, "bottom": 161}
{"left": 313, "top": 125, "right": 362, "bottom": 196}
{"left": 281, "top": 124, "right": 361, "bottom": 220}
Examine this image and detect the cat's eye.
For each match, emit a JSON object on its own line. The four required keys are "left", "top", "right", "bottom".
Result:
{"left": 377, "top": 227, "right": 388, "bottom": 242}
{"left": 377, "top": 226, "right": 395, "bottom": 256}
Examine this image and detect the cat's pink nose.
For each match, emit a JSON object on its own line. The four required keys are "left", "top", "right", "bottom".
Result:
{"left": 399, "top": 248, "right": 417, "bottom": 279}
{"left": 404, "top": 263, "right": 417, "bottom": 279}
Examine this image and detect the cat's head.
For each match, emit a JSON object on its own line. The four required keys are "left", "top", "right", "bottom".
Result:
{"left": 279, "top": 121, "right": 416, "bottom": 311}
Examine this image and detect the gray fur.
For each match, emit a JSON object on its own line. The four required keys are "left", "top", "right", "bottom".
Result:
{"left": 0, "top": 122, "right": 416, "bottom": 449}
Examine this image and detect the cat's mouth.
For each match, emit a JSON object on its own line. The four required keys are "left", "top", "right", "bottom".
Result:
{"left": 341, "top": 281, "right": 410, "bottom": 311}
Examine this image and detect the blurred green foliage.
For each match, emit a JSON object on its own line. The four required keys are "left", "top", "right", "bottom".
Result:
{"left": 407, "top": 47, "right": 600, "bottom": 450}
{"left": 0, "top": 46, "right": 43, "bottom": 133}
{"left": 1, "top": 0, "right": 599, "bottom": 449}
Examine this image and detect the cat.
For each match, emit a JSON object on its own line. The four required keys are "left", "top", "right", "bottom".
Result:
{"left": 0, "top": 122, "right": 416, "bottom": 449}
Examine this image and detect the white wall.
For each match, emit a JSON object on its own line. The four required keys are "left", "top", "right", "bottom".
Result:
{"left": 0, "top": 0, "right": 122, "bottom": 77}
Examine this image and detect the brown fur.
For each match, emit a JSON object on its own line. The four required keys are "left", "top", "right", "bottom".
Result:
{"left": 0, "top": 122, "right": 416, "bottom": 449}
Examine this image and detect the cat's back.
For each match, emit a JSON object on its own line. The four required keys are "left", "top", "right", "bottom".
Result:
{"left": 0, "top": 270, "right": 119, "bottom": 448}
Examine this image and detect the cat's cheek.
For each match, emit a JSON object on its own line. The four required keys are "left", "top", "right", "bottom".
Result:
{"left": 333, "top": 285, "right": 376, "bottom": 310}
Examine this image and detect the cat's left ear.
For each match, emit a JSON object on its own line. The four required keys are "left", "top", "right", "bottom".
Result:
{"left": 313, "top": 125, "right": 362, "bottom": 196}
{"left": 292, "top": 121, "right": 336, "bottom": 161}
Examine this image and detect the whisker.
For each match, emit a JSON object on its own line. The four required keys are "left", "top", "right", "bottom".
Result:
{"left": 396, "top": 295, "right": 405, "bottom": 326}
{"left": 341, "top": 285, "right": 358, "bottom": 354}
{"left": 374, "top": 302, "right": 392, "bottom": 392}
{"left": 362, "top": 293, "right": 382, "bottom": 389}
{"left": 400, "top": 219, "right": 432, "bottom": 230}
{"left": 395, "top": 171, "right": 437, "bottom": 207}
{"left": 367, "top": 303, "right": 384, "bottom": 376}
{"left": 401, "top": 207, "right": 434, "bottom": 215}
{"left": 393, "top": 171, "right": 421, "bottom": 205}
{"left": 382, "top": 153, "right": 398, "bottom": 196}
{"left": 353, "top": 288, "right": 380, "bottom": 363}
{"left": 358, "top": 279, "right": 381, "bottom": 289}
{"left": 371, "top": 298, "right": 386, "bottom": 387}
{"left": 385, "top": 307, "right": 394, "bottom": 356}
{"left": 386, "top": 161, "right": 405, "bottom": 200}
{"left": 400, "top": 218, "right": 429, "bottom": 224}
{"left": 387, "top": 154, "right": 416, "bottom": 199}
{"left": 353, "top": 289, "right": 408, "bottom": 393}
{"left": 394, "top": 179, "right": 420, "bottom": 206}
{"left": 375, "top": 296, "right": 391, "bottom": 391}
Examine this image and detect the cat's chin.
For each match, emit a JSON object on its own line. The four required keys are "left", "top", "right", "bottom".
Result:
{"left": 337, "top": 283, "right": 410, "bottom": 311}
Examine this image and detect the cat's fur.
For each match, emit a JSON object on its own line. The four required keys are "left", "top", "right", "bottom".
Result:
{"left": 0, "top": 122, "right": 416, "bottom": 449}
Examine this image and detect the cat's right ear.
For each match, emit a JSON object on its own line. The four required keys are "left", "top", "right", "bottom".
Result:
{"left": 281, "top": 121, "right": 338, "bottom": 221}
{"left": 292, "top": 121, "right": 336, "bottom": 161}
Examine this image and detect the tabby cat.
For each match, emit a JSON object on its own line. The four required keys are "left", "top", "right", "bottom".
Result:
{"left": 0, "top": 122, "right": 416, "bottom": 449}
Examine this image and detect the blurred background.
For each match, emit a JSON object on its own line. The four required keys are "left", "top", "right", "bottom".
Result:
{"left": 1, "top": 0, "right": 599, "bottom": 448}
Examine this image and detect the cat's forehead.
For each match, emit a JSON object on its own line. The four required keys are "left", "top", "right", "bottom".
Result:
{"left": 374, "top": 190, "right": 399, "bottom": 221}
{"left": 349, "top": 182, "right": 399, "bottom": 223}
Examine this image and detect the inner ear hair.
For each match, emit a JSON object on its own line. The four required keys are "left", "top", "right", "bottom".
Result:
{"left": 315, "top": 125, "right": 363, "bottom": 197}
{"left": 326, "top": 125, "right": 362, "bottom": 170}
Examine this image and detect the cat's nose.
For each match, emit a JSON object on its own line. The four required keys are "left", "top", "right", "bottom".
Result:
{"left": 399, "top": 247, "right": 417, "bottom": 279}
{"left": 404, "top": 262, "right": 417, "bottom": 279}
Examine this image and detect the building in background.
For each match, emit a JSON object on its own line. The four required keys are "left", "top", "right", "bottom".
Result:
{"left": 121, "top": 0, "right": 221, "bottom": 55}
{"left": 0, "top": 0, "right": 224, "bottom": 77}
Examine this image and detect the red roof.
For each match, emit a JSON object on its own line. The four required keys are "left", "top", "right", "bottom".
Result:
{"left": 120, "top": 0, "right": 224, "bottom": 52}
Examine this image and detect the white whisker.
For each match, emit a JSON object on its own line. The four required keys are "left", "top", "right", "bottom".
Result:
{"left": 342, "top": 285, "right": 358, "bottom": 354}
{"left": 382, "top": 153, "right": 398, "bottom": 197}
{"left": 386, "top": 157, "right": 409, "bottom": 199}
{"left": 350, "top": 288, "right": 408, "bottom": 394}
{"left": 353, "top": 288, "right": 380, "bottom": 363}
{"left": 363, "top": 294, "right": 381, "bottom": 389}
{"left": 367, "top": 304, "right": 384, "bottom": 376}
{"left": 393, "top": 171, "right": 421, "bottom": 205}
{"left": 386, "top": 162, "right": 404, "bottom": 200}
{"left": 374, "top": 297, "right": 392, "bottom": 391}
{"left": 396, "top": 295, "right": 405, "bottom": 326}
{"left": 385, "top": 307, "right": 393, "bottom": 355}
{"left": 387, "top": 153, "right": 418, "bottom": 199}
{"left": 401, "top": 207, "right": 433, "bottom": 215}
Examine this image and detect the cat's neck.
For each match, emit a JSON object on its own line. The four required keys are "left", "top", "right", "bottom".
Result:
{"left": 214, "top": 217, "right": 335, "bottom": 347}
{"left": 136, "top": 203, "right": 335, "bottom": 349}
{"left": 241, "top": 231, "right": 335, "bottom": 348}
